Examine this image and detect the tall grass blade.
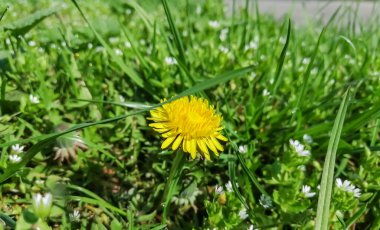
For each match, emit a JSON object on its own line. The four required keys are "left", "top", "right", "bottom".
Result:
{"left": 272, "top": 19, "right": 291, "bottom": 96}
{"left": 315, "top": 89, "right": 351, "bottom": 230}
{"left": 71, "top": 0, "right": 145, "bottom": 89}
{"left": 161, "top": 0, "right": 186, "bottom": 66}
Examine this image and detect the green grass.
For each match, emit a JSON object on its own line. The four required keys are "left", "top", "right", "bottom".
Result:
{"left": 1, "top": 0, "right": 380, "bottom": 229}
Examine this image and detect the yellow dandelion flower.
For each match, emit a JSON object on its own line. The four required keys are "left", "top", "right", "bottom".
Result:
{"left": 148, "top": 96, "right": 228, "bottom": 160}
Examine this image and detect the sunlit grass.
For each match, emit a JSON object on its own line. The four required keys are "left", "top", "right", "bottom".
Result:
{"left": 1, "top": 0, "right": 380, "bottom": 229}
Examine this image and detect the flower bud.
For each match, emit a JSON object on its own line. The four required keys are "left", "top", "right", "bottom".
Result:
{"left": 32, "top": 193, "right": 52, "bottom": 219}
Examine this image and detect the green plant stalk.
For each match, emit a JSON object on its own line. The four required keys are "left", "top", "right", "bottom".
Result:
{"left": 315, "top": 89, "right": 351, "bottom": 230}
{"left": 162, "top": 151, "right": 186, "bottom": 224}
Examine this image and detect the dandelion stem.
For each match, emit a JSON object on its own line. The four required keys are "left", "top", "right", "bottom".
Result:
{"left": 162, "top": 151, "right": 186, "bottom": 224}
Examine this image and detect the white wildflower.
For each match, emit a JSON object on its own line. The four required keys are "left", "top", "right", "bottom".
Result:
{"left": 311, "top": 68, "right": 318, "bottom": 75}
{"left": 215, "top": 185, "right": 224, "bottom": 195}
{"left": 29, "top": 95, "right": 40, "bottom": 104}
{"left": 114, "top": 48, "right": 123, "bottom": 56}
{"left": 32, "top": 193, "right": 53, "bottom": 218}
{"left": 244, "top": 40, "right": 258, "bottom": 51}
{"left": 95, "top": 46, "right": 104, "bottom": 52}
{"left": 165, "top": 56, "right": 177, "bottom": 65}
{"left": 124, "top": 41, "right": 131, "bottom": 48}
{"left": 303, "top": 134, "right": 313, "bottom": 144}
{"left": 263, "top": 89, "right": 270, "bottom": 96}
{"left": 219, "top": 28, "right": 228, "bottom": 41}
{"left": 9, "top": 154, "right": 21, "bottom": 163}
{"left": 109, "top": 37, "right": 119, "bottom": 44}
{"left": 302, "top": 57, "right": 311, "bottom": 65}
{"left": 336, "top": 178, "right": 361, "bottom": 197}
{"left": 195, "top": 5, "right": 202, "bottom": 15}
{"left": 218, "top": 46, "right": 229, "bottom": 54}
{"left": 238, "top": 145, "right": 248, "bottom": 154}
{"left": 239, "top": 208, "right": 249, "bottom": 220}
{"left": 87, "top": 43, "right": 93, "bottom": 49}
{"left": 208, "top": 20, "right": 220, "bottom": 29}
{"left": 69, "top": 210, "right": 81, "bottom": 222}
{"left": 289, "top": 139, "right": 310, "bottom": 157}
{"left": 12, "top": 144, "right": 25, "bottom": 154}
{"left": 28, "top": 41, "right": 36, "bottom": 47}
{"left": 301, "top": 185, "right": 316, "bottom": 198}
{"left": 259, "top": 194, "right": 272, "bottom": 209}
{"left": 225, "top": 181, "right": 233, "bottom": 192}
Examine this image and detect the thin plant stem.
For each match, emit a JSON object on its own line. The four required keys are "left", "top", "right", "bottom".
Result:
{"left": 162, "top": 151, "right": 186, "bottom": 224}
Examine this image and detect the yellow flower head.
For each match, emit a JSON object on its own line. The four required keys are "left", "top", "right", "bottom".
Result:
{"left": 148, "top": 96, "right": 228, "bottom": 160}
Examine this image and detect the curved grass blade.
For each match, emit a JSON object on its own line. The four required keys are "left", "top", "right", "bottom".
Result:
{"left": 161, "top": 0, "right": 186, "bottom": 66}
{"left": 67, "top": 196, "right": 127, "bottom": 216}
{"left": 0, "top": 212, "right": 15, "bottom": 228}
{"left": 4, "top": 7, "right": 61, "bottom": 36}
{"left": 272, "top": 19, "right": 291, "bottom": 96}
{"left": 0, "top": 65, "right": 254, "bottom": 184}
{"left": 67, "top": 184, "right": 127, "bottom": 216}
{"left": 71, "top": 0, "right": 145, "bottom": 89}
{"left": 228, "top": 160, "right": 249, "bottom": 210}
{"left": 315, "top": 89, "right": 351, "bottom": 230}
{"left": 291, "top": 27, "right": 325, "bottom": 123}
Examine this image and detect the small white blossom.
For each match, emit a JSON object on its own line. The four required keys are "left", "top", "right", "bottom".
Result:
{"left": 215, "top": 185, "right": 224, "bottom": 195}
{"left": 289, "top": 139, "right": 310, "bottom": 157}
{"left": 225, "top": 181, "right": 233, "bottom": 192}
{"left": 219, "top": 28, "right": 228, "bottom": 41}
{"left": 263, "top": 89, "right": 270, "bottom": 96}
{"left": 109, "top": 37, "right": 119, "bottom": 44}
{"left": 165, "top": 56, "right": 177, "bottom": 65}
{"left": 195, "top": 5, "right": 202, "bottom": 15}
{"left": 32, "top": 193, "right": 53, "bottom": 218}
{"left": 12, "top": 144, "right": 25, "bottom": 153}
{"left": 311, "top": 68, "right": 318, "bottom": 75}
{"left": 87, "top": 43, "right": 93, "bottom": 49}
{"left": 259, "top": 194, "right": 272, "bottom": 209}
{"left": 95, "top": 46, "right": 104, "bottom": 52}
{"left": 303, "top": 134, "right": 313, "bottom": 144}
{"left": 302, "top": 57, "right": 311, "bottom": 65}
{"left": 301, "top": 185, "right": 316, "bottom": 198}
{"left": 114, "top": 48, "right": 123, "bottom": 56}
{"left": 336, "top": 178, "right": 361, "bottom": 197}
{"left": 124, "top": 41, "right": 131, "bottom": 48}
{"left": 244, "top": 41, "right": 258, "bottom": 51}
{"left": 69, "top": 210, "right": 81, "bottom": 222}
{"left": 218, "top": 46, "right": 229, "bottom": 54}
{"left": 238, "top": 145, "right": 248, "bottom": 154}
{"left": 239, "top": 208, "right": 249, "bottom": 220}
{"left": 208, "top": 20, "right": 220, "bottom": 29}
{"left": 352, "top": 188, "right": 361, "bottom": 198}
{"left": 28, "top": 41, "right": 36, "bottom": 47}
{"left": 29, "top": 95, "right": 40, "bottom": 104}
{"left": 9, "top": 154, "right": 21, "bottom": 163}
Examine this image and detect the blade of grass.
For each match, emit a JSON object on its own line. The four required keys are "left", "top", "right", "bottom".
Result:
{"left": 315, "top": 88, "right": 351, "bottom": 230}
{"left": 228, "top": 160, "right": 249, "bottom": 210}
{"left": 71, "top": 0, "right": 145, "bottom": 89}
{"left": 0, "top": 212, "right": 15, "bottom": 228}
{"left": 161, "top": 0, "right": 186, "bottom": 66}
{"left": 272, "top": 19, "right": 291, "bottom": 96}
{"left": 291, "top": 27, "right": 325, "bottom": 124}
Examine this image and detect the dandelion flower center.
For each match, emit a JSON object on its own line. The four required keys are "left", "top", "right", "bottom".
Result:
{"left": 148, "top": 96, "right": 228, "bottom": 160}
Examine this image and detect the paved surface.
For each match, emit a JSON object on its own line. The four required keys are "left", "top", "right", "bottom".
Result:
{"left": 224, "top": 1, "right": 380, "bottom": 27}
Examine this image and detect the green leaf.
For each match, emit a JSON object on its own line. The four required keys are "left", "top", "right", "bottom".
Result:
{"left": 315, "top": 89, "right": 351, "bottom": 230}
{"left": 22, "top": 210, "right": 38, "bottom": 224}
{"left": 4, "top": 7, "right": 61, "bottom": 36}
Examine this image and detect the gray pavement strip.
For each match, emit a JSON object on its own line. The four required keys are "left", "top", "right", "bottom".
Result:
{"left": 224, "top": 1, "right": 380, "bottom": 28}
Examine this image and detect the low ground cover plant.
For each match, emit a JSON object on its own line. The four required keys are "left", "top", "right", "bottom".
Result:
{"left": 0, "top": 0, "right": 379, "bottom": 229}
